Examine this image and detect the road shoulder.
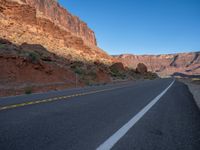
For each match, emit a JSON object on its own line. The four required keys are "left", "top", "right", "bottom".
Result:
{"left": 179, "top": 79, "right": 200, "bottom": 109}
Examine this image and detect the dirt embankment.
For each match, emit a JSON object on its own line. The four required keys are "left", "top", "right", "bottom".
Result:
{"left": 0, "top": 39, "right": 108, "bottom": 97}
{"left": 0, "top": 39, "right": 158, "bottom": 97}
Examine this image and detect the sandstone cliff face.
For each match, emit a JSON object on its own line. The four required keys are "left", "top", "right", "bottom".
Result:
{"left": 0, "top": 0, "right": 114, "bottom": 63}
{"left": 2, "top": 0, "right": 97, "bottom": 46}
{"left": 23, "top": 0, "right": 97, "bottom": 46}
{"left": 116, "top": 52, "right": 200, "bottom": 77}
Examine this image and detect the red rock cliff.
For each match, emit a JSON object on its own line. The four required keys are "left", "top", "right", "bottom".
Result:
{"left": 24, "top": 0, "right": 97, "bottom": 46}
{"left": 115, "top": 52, "right": 200, "bottom": 77}
{"left": 0, "top": 0, "right": 114, "bottom": 63}
{"left": 6, "top": 0, "right": 97, "bottom": 46}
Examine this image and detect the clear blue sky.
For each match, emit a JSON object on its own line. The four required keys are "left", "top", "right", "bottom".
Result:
{"left": 58, "top": 0, "right": 200, "bottom": 55}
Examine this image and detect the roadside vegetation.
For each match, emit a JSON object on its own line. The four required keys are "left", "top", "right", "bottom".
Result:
{"left": 0, "top": 43, "right": 5, "bottom": 49}
{"left": 191, "top": 78, "right": 200, "bottom": 84}
{"left": 28, "top": 52, "right": 40, "bottom": 63}
{"left": 144, "top": 72, "right": 159, "bottom": 80}
{"left": 0, "top": 38, "right": 159, "bottom": 97}
{"left": 110, "top": 67, "right": 126, "bottom": 79}
{"left": 25, "top": 87, "right": 32, "bottom": 94}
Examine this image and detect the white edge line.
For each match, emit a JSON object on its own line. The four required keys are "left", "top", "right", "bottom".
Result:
{"left": 96, "top": 79, "right": 175, "bottom": 150}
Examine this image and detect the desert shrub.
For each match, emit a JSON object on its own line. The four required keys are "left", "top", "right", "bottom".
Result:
{"left": 72, "top": 66, "right": 84, "bottom": 75}
{"left": 70, "top": 61, "right": 86, "bottom": 75}
{"left": 0, "top": 44, "right": 5, "bottom": 49}
{"left": 25, "top": 87, "right": 32, "bottom": 94}
{"left": 81, "top": 71, "right": 97, "bottom": 85}
{"left": 80, "top": 69, "right": 98, "bottom": 86}
{"left": 84, "top": 80, "right": 93, "bottom": 86}
{"left": 110, "top": 67, "right": 120, "bottom": 77}
{"left": 110, "top": 68, "right": 126, "bottom": 79}
{"left": 87, "top": 71, "right": 97, "bottom": 80}
{"left": 144, "top": 72, "right": 158, "bottom": 80}
{"left": 28, "top": 52, "right": 40, "bottom": 63}
{"left": 110, "top": 67, "right": 118, "bottom": 75}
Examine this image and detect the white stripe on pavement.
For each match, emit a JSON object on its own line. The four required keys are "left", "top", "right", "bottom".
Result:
{"left": 96, "top": 80, "right": 175, "bottom": 150}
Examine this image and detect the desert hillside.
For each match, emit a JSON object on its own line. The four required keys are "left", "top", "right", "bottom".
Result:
{"left": 115, "top": 52, "right": 200, "bottom": 77}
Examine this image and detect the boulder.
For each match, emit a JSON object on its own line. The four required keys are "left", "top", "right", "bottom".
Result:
{"left": 110, "top": 62, "right": 126, "bottom": 73}
{"left": 136, "top": 63, "right": 148, "bottom": 74}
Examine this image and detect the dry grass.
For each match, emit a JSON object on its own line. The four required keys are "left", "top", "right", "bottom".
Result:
{"left": 191, "top": 78, "right": 200, "bottom": 85}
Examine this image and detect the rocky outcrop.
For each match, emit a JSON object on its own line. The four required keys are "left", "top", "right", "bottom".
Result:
{"left": 136, "top": 63, "right": 147, "bottom": 74}
{"left": 110, "top": 62, "right": 126, "bottom": 73}
{"left": 115, "top": 52, "right": 200, "bottom": 77}
{"left": 0, "top": 0, "right": 114, "bottom": 63}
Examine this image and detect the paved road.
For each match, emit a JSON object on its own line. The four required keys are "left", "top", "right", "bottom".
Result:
{"left": 0, "top": 79, "right": 200, "bottom": 150}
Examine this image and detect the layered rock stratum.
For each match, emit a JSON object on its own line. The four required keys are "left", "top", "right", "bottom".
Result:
{"left": 115, "top": 52, "right": 200, "bottom": 77}
{"left": 0, "top": 0, "right": 114, "bottom": 63}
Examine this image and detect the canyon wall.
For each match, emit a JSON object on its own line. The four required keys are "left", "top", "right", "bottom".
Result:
{"left": 116, "top": 52, "right": 200, "bottom": 77}
{"left": 3, "top": 0, "right": 97, "bottom": 45}
{"left": 0, "top": 0, "right": 114, "bottom": 63}
{"left": 23, "top": 0, "right": 97, "bottom": 46}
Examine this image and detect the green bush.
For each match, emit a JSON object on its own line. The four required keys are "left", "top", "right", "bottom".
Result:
{"left": 110, "top": 67, "right": 119, "bottom": 75}
{"left": 110, "top": 68, "right": 126, "bottom": 79}
{"left": 73, "top": 67, "right": 84, "bottom": 75}
{"left": 0, "top": 44, "right": 5, "bottom": 49}
{"left": 25, "top": 87, "right": 32, "bottom": 94}
{"left": 28, "top": 52, "right": 40, "bottom": 63}
{"left": 144, "top": 73, "right": 158, "bottom": 80}
{"left": 84, "top": 80, "right": 92, "bottom": 86}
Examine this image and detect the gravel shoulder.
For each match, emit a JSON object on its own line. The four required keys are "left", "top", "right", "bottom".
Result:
{"left": 179, "top": 79, "right": 200, "bottom": 109}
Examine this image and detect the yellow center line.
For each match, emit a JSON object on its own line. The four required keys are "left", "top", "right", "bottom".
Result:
{"left": 0, "top": 85, "right": 129, "bottom": 111}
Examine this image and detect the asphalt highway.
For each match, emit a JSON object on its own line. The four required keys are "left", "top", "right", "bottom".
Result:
{"left": 0, "top": 78, "right": 200, "bottom": 150}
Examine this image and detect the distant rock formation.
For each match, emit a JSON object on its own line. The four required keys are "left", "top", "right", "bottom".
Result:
{"left": 115, "top": 52, "right": 200, "bottom": 77}
{"left": 0, "top": 0, "right": 114, "bottom": 63}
